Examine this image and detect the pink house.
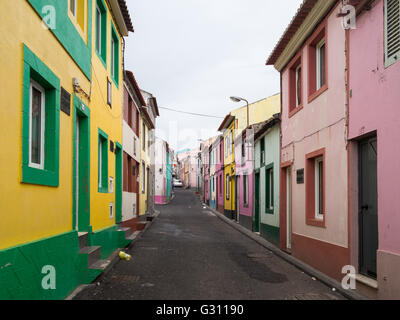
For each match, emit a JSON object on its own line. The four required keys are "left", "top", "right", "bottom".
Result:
{"left": 216, "top": 136, "right": 225, "bottom": 214}
{"left": 348, "top": 0, "right": 400, "bottom": 299}
{"left": 234, "top": 129, "right": 254, "bottom": 231}
{"left": 267, "top": 0, "right": 350, "bottom": 281}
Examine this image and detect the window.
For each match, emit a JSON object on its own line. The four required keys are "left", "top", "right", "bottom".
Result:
{"left": 308, "top": 24, "right": 327, "bottom": 100}
{"left": 225, "top": 137, "right": 228, "bottom": 157}
{"left": 69, "top": 0, "right": 86, "bottom": 33}
{"left": 111, "top": 24, "right": 119, "bottom": 85}
{"left": 260, "top": 138, "right": 265, "bottom": 165}
{"left": 142, "top": 122, "right": 146, "bottom": 151}
{"left": 220, "top": 174, "right": 222, "bottom": 193}
{"left": 109, "top": 202, "right": 114, "bottom": 219}
{"left": 29, "top": 81, "right": 45, "bottom": 170}
{"left": 109, "top": 176, "right": 114, "bottom": 193}
{"left": 213, "top": 177, "right": 215, "bottom": 192}
{"left": 315, "top": 157, "right": 324, "bottom": 220}
{"left": 226, "top": 174, "right": 230, "bottom": 200}
{"left": 288, "top": 53, "right": 302, "bottom": 116}
{"left": 316, "top": 39, "right": 326, "bottom": 90}
{"left": 265, "top": 165, "right": 274, "bottom": 214}
{"left": 70, "top": 0, "right": 76, "bottom": 17}
{"left": 98, "top": 129, "right": 108, "bottom": 193}
{"left": 22, "top": 45, "right": 60, "bottom": 187}
{"left": 385, "top": 0, "right": 400, "bottom": 67}
{"left": 107, "top": 79, "right": 112, "bottom": 106}
{"left": 142, "top": 162, "right": 146, "bottom": 193}
{"left": 243, "top": 174, "right": 248, "bottom": 206}
{"left": 133, "top": 137, "right": 137, "bottom": 156}
{"left": 95, "top": 0, "right": 107, "bottom": 66}
{"left": 305, "top": 148, "right": 325, "bottom": 227}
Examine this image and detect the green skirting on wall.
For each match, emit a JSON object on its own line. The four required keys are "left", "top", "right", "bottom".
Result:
{"left": 260, "top": 223, "right": 280, "bottom": 247}
{"left": 0, "top": 231, "right": 87, "bottom": 300}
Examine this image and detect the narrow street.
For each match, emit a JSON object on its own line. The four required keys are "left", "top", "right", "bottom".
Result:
{"left": 74, "top": 189, "right": 344, "bottom": 300}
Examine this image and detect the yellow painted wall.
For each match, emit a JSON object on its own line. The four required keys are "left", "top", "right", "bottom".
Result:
{"left": 139, "top": 116, "right": 150, "bottom": 216}
{"left": 89, "top": 0, "right": 124, "bottom": 231}
{"left": 223, "top": 121, "right": 235, "bottom": 211}
{"left": 0, "top": 1, "right": 91, "bottom": 250}
{"left": 231, "top": 94, "right": 280, "bottom": 138}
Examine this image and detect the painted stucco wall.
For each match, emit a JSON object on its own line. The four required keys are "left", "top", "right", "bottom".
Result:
{"left": 230, "top": 94, "right": 280, "bottom": 138}
{"left": 349, "top": 0, "right": 400, "bottom": 254}
{"left": 89, "top": 0, "right": 124, "bottom": 232}
{"left": 234, "top": 133, "right": 254, "bottom": 218}
{"left": 349, "top": 0, "right": 400, "bottom": 298}
{"left": 280, "top": 7, "right": 348, "bottom": 248}
{"left": 154, "top": 137, "right": 166, "bottom": 204}
{"left": 255, "top": 125, "right": 280, "bottom": 228}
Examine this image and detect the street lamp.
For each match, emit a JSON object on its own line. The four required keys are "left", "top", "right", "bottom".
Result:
{"left": 230, "top": 96, "right": 249, "bottom": 128}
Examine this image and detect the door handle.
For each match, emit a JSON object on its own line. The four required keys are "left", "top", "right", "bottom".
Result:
{"left": 361, "top": 204, "right": 369, "bottom": 211}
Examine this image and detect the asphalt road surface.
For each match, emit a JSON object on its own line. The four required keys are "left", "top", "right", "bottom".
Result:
{"left": 74, "top": 189, "right": 345, "bottom": 300}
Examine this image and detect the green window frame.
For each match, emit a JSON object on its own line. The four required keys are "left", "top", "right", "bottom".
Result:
{"left": 110, "top": 22, "right": 119, "bottom": 87}
{"left": 265, "top": 163, "right": 274, "bottom": 214}
{"left": 95, "top": 0, "right": 107, "bottom": 68}
{"left": 22, "top": 45, "right": 60, "bottom": 187}
{"left": 98, "top": 128, "right": 108, "bottom": 193}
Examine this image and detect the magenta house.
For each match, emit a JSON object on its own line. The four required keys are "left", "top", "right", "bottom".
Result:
{"left": 216, "top": 136, "right": 225, "bottom": 214}
{"left": 347, "top": 0, "right": 400, "bottom": 299}
{"left": 234, "top": 129, "right": 254, "bottom": 231}
{"left": 267, "top": 0, "right": 350, "bottom": 281}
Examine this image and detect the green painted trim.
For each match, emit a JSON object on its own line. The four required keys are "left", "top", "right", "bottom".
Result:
{"left": 88, "top": 225, "right": 131, "bottom": 259}
{"left": 0, "top": 231, "right": 88, "bottom": 300}
{"left": 98, "top": 128, "right": 109, "bottom": 193}
{"left": 27, "top": 0, "right": 92, "bottom": 80}
{"left": 115, "top": 142, "right": 122, "bottom": 223}
{"left": 260, "top": 223, "right": 280, "bottom": 247}
{"left": 95, "top": 0, "right": 108, "bottom": 69}
{"left": 72, "top": 94, "right": 91, "bottom": 232}
{"left": 110, "top": 21, "right": 119, "bottom": 88}
{"left": 22, "top": 44, "right": 60, "bottom": 187}
{"left": 265, "top": 163, "right": 274, "bottom": 215}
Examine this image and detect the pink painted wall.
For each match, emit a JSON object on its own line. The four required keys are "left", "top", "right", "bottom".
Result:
{"left": 349, "top": 0, "right": 400, "bottom": 255}
{"left": 235, "top": 137, "right": 254, "bottom": 217}
{"left": 280, "top": 4, "right": 349, "bottom": 248}
{"left": 217, "top": 138, "right": 224, "bottom": 208}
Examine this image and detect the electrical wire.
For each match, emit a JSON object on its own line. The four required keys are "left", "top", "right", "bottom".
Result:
{"left": 158, "top": 106, "right": 225, "bottom": 119}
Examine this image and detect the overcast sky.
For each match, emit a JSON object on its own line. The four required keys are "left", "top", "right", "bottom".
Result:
{"left": 124, "top": 0, "right": 303, "bottom": 152}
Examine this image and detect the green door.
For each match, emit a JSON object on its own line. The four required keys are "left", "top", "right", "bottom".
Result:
{"left": 73, "top": 97, "right": 90, "bottom": 232}
{"left": 254, "top": 172, "right": 260, "bottom": 232}
{"left": 115, "top": 143, "right": 123, "bottom": 223}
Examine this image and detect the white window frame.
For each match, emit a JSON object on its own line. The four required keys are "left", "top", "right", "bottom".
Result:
{"left": 29, "top": 80, "right": 45, "bottom": 170}
{"left": 107, "top": 79, "right": 112, "bottom": 105}
{"left": 268, "top": 168, "right": 274, "bottom": 211}
{"left": 315, "top": 156, "right": 324, "bottom": 220}
{"left": 98, "top": 138, "right": 103, "bottom": 188}
{"left": 109, "top": 176, "right": 114, "bottom": 193}
{"left": 109, "top": 202, "right": 114, "bottom": 219}
{"left": 295, "top": 64, "right": 301, "bottom": 106}
{"left": 96, "top": 5, "right": 102, "bottom": 54}
{"left": 316, "top": 38, "right": 326, "bottom": 90}
{"left": 70, "top": 0, "right": 77, "bottom": 17}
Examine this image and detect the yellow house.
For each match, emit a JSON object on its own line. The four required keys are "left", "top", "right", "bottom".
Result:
{"left": 230, "top": 94, "right": 281, "bottom": 138}
{"left": 219, "top": 115, "right": 236, "bottom": 219}
{"left": 0, "top": 0, "right": 134, "bottom": 300}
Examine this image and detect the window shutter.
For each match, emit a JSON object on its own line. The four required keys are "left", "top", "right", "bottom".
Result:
{"left": 385, "top": 0, "right": 400, "bottom": 67}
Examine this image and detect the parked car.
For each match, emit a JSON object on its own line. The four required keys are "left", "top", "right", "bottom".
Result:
{"left": 173, "top": 179, "right": 183, "bottom": 188}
